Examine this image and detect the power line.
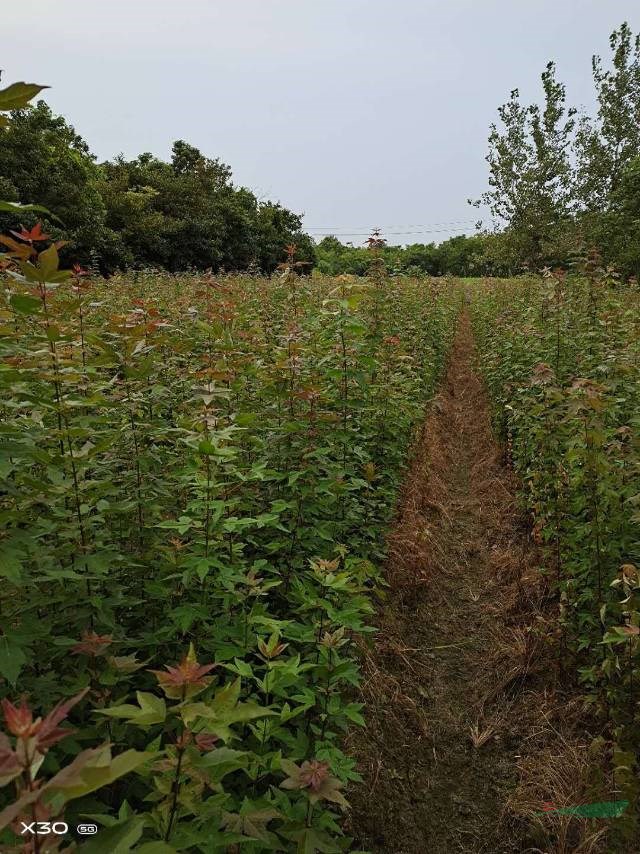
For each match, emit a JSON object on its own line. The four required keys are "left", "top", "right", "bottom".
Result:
{"left": 303, "top": 218, "right": 478, "bottom": 231}
{"left": 309, "top": 226, "right": 477, "bottom": 237}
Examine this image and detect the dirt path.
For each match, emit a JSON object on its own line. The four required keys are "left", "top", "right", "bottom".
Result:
{"left": 346, "top": 311, "right": 550, "bottom": 853}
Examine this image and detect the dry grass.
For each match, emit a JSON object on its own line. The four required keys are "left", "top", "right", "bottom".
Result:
{"left": 347, "top": 313, "right": 615, "bottom": 853}
{"left": 469, "top": 721, "right": 496, "bottom": 748}
{"left": 508, "top": 736, "right": 610, "bottom": 854}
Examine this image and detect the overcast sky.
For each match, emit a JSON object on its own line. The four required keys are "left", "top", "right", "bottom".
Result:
{"left": 4, "top": 1, "right": 639, "bottom": 245}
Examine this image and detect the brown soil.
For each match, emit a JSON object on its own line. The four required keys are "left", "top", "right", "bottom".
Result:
{"left": 345, "top": 312, "right": 617, "bottom": 853}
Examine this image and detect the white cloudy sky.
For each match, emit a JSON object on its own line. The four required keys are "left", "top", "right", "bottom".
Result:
{"left": 4, "top": 1, "right": 639, "bottom": 245}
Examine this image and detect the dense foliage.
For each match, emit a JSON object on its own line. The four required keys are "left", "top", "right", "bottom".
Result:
{"left": 471, "top": 266, "right": 640, "bottom": 845}
{"left": 0, "top": 223, "right": 458, "bottom": 849}
{"left": 475, "top": 22, "right": 640, "bottom": 278}
{"left": 0, "top": 104, "right": 315, "bottom": 275}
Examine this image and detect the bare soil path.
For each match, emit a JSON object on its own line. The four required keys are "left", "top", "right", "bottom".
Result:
{"left": 346, "top": 311, "right": 549, "bottom": 853}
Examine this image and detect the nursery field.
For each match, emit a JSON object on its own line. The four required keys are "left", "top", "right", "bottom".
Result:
{"left": 3, "top": 11, "right": 640, "bottom": 852}
{"left": 0, "top": 254, "right": 458, "bottom": 851}
{"left": 2, "top": 249, "right": 640, "bottom": 853}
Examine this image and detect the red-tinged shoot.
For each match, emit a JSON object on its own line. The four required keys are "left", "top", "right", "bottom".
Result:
{"left": 10, "top": 222, "right": 50, "bottom": 243}
{"left": 280, "top": 758, "right": 349, "bottom": 808}
{"left": 71, "top": 630, "right": 113, "bottom": 657}
{"left": 298, "top": 759, "right": 330, "bottom": 792}
{"left": 258, "top": 632, "right": 289, "bottom": 661}
{"left": 149, "top": 643, "right": 216, "bottom": 699}
{"left": 1, "top": 688, "right": 89, "bottom": 763}
{"left": 194, "top": 732, "right": 219, "bottom": 751}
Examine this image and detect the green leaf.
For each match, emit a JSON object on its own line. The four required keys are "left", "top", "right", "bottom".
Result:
{"left": 47, "top": 746, "right": 154, "bottom": 803}
{"left": 181, "top": 679, "right": 274, "bottom": 740}
{"left": 0, "top": 201, "right": 62, "bottom": 223}
{"left": 77, "top": 816, "right": 145, "bottom": 853}
{"left": 46, "top": 323, "right": 61, "bottom": 342}
{"left": 0, "top": 636, "right": 26, "bottom": 685}
{"left": 230, "top": 657, "right": 253, "bottom": 678}
{"left": 343, "top": 703, "right": 365, "bottom": 726}
{"left": 95, "top": 692, "right": 166, "bottom": 726}
{"left": 0, "top": 82, "right": 48, "bottom": 111}
{"left": 0, "top": 549, "right": 23, "bottom": 584}
{"left": 19, "top": 260, "right": 44, "bottom": 283}
{"left": 9, "top": 293, "right": 41, "bottom": 315}
{"left": 281, "top": 827, "right": 341, "bottom": 854}
{"left": 38, "top": 245, "right": 58, "bottom": 277}
{"left": 190, "top": 747, "right": 249, "bottom": 784}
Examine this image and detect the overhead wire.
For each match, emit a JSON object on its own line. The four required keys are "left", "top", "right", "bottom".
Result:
{"left": 306, "top": 227, "right": 479, "bottom": 237}
{"left": 303, "top": 219, "right": 479, "bottom": 232}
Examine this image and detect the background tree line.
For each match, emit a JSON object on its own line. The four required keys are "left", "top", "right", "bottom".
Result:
{"left": 0, "top": 103, "right": 316, "bottom": 274}
{"left": 315, "top": 233, "right": 517, "bottom": 278}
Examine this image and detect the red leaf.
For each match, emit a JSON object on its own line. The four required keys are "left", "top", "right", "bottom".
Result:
{"left": 10, "top": 223, "right": 50, "bottom": 243}
{"left": 1, "top": 698, "right": 35, "bottom": 738}
{"left": 36, "top": 688, "right": 89, "bottom": 749}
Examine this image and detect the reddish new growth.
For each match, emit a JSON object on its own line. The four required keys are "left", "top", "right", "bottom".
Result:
{"left": 174, "top": 730, "right": 219, "bottom": 751}
{"left": 150, "top": 658, "right": 215, "bottom": 690}
{"left": 1, "top": 699, "right": 38, "bottom": 739}
{"left": 71, "top": 630, "right": 113, "bottom": 657}
{"left": 194, "top": 732, "right": 219, "bottom": 751}
{"left": 149, "top": 645, "right": 216, "bottom": 699}
{"left": 10, "top": 223, "right": 50, "bottom": 243}
{"left": 365, "top": 228, "right": 386, "bottom": 249}
{"left": 1, "top": 688, "right": 88, "bottom": 753}
{"left": 298, "top": 759, "right": 330, "bottom": 792}
{"left": 257, "top": 636, "right": 289, "bottom": 660}
{"left": 280, "top": 757, "right": 349, "bottom": 807}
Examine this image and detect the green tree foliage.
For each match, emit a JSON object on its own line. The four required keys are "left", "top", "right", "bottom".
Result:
{"left": 476, "top": 22, "right": 640, "bottom": 278}
{"left": 475, "top": 63, "right": 576, "bottom": 269}
{"left": 0, "top": 102, "right": 111, "bottom": 261}
{"left": 0, "top": 106, "right": 314, "bottom": 274}
{"left": 315, "top": 232, "right": 516, "bottom": 278}
{"left": 574, "top": 22, "right": 640, "bottom": 210}
{"left": 601, "top": 155, "right": 640, "bottom": 277}
{"left": 254, "top": 201, "right": 316, "bottom": 274}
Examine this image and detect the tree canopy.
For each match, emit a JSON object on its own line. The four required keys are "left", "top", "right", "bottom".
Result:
{"left": 473, "top": 21, "right": 640, "bottom": 278}
{"left": 0, "top": 104, "right": 315, "bottom": 274}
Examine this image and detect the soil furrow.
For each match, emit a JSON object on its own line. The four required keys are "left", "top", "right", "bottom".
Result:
{"left": 347, "top": 311, "right": 548, "bottom": 853}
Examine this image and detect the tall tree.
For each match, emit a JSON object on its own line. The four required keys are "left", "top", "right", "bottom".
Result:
{"left": 99, "top": 144, "right": 313, "bottom": 273}
{"left": 597, "top": 154, "right": 640, "bottom": 278}
{"left": 475, "top": 63, "right": 576, "bottom": 268}
{"left": 574, "top": 23, "right": 640, "bottom": 211}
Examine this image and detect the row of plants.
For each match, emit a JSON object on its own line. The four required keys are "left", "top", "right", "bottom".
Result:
{"left": 0, "top": 213, "right": 459, "bottom": 850}
{"left": 470, "top": 262, "right": 640, "bottom": 843}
